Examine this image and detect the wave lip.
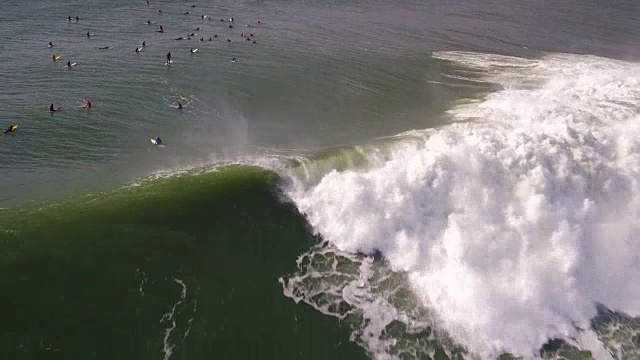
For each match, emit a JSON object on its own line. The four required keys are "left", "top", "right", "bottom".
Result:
{"left": 286, "top": 51, "right": 640, "bottom": 358}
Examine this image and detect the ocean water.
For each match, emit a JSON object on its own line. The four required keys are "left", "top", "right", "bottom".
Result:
{"left": 1, "top": 0, "right": 639, "bottom": 359}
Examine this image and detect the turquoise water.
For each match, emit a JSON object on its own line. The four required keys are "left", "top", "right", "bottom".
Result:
{"left": 1, "top": 0, "right": 640, "bottom": 359}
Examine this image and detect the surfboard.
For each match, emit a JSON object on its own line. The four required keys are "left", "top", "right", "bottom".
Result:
{"left": 151, "top": 138, "right": 164, "bottom": 146}
{"left": 49, "top": 106, "right": 63, "bottom": 112}
{"left": 69, "top": 62, "right": 77, "bottom": 67}
{"left": 190, "top": 48, "right": 198, "bottom": 53}
{"left": 55, "top": 55, "right": 62, "bottom": 60}
{"left": 164, "top": 60, "right": 173, "bottom": 65}
{"left": 3, "top": 125, "right": 18, "bottom": 134}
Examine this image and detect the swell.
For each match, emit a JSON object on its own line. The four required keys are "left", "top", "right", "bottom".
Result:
{"left": 0, "top": 165, "right": 364, "bottom": 359}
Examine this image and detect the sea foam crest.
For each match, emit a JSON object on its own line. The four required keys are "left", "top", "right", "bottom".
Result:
{"left": 286, "top": 52, "right": 640, "bottom": 358}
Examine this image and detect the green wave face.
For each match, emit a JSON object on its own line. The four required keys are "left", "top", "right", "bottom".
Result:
{"left": 0, "top": 166, "right": 363, "bottom": 360}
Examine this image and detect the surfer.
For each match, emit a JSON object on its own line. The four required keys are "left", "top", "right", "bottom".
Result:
{"left": 146, "top": 0, "right": 149, "bottom": 4}
{"left": 147, "top": 20, "right": 152, "bottom": 25}
{"left": 232, "top": 57, "right": 238, "bottom": 62}
{"left": 175, "top": 36, "right": 184, "bottom": 40}
{"left": 67, "top": 16, "right": 72, "bottom": 21}
{"left": 166, "top": 52, "right": 172, "bottom": 62}
{"left": 86, "top": 31, "right": 91, "bottom": 37}
{"left": 3, "top": 125, "right": 17, "bottom": 134}
{"left": 229, "top": 25, "right": 233, "bottom": 29}
{"left": 184, "top": 11, "right": 190, "bottom": 15}
{"left": 200, "top": 37, "right": 204, "bottom": 42}
{"left": 154, "top": 136, "right": 162, "bottom": 145}
{"left": 49, "top": 103, "right": 58, "bottom": 112}
{"left": 188, "top": 32, "right": 195, "bottom": 36}
{"left": 84, "top": 99, "right": 92, "bottom": 108}
{"left": 48, "top": 42, "right": 54, "bottom": 47}
{"left": 178, "top": 102, "right": 183, "bottom": 109}
{"left": 99, "top": 46, "right": 110, "bottom": 49}
{"left": 208, "top": 37, "right": 212, "bottom": 41}
{"left": 67, "top": 60, "right": 72, "bottom": 67}
{"left": 230, "top": 17, "right": 234, "bottom": 22}
{"left": 52, "top": 54, "right": 57, "bottom": 61}
{"left": 190, "top": 48, "right": 195, "bottom": 53}
{"left": 142, "top": 41, "right": 146, "bottom": 46}
{"left": 157, "top": 25, "right": 164, "bottom": 33}
{"left": 75, "top": 15, "right": 79, "bottom": 22}
{"left": 135, "top": 46, "right": 142, "bottom": 53}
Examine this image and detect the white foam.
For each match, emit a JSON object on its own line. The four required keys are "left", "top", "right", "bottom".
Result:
{"left": 286, "top": 52, "right": 640, "bottom": 358}
{"left": 161, "top": 277, "right": 188, "bottom": 360}
{"left": 573, "top": 327, "right": 614, "bottom": 360}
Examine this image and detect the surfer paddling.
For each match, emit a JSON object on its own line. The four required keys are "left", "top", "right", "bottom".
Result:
{"left": 3, "top": 125, "right": 18, "bottom": 134}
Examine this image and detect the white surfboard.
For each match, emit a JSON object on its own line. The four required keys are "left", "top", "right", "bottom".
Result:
{"left": 190, "top": 48, "right": 198, "bottom": 53}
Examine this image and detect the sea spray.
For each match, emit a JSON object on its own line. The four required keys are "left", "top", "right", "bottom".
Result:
{"left": 284, "top": 52, "right": 640, "bottom": 358}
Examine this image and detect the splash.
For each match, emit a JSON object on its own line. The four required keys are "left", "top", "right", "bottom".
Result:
{"left": 284, "top": 52, "right": 640, "bottom": 358}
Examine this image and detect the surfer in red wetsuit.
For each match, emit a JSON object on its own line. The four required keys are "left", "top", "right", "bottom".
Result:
{"left": 84, "top": 99, "right": 92, "bottom": 108}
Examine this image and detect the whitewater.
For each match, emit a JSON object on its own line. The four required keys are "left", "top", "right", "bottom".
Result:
{"left": 283, "top": 51, "right": 640, "bottom": 359}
